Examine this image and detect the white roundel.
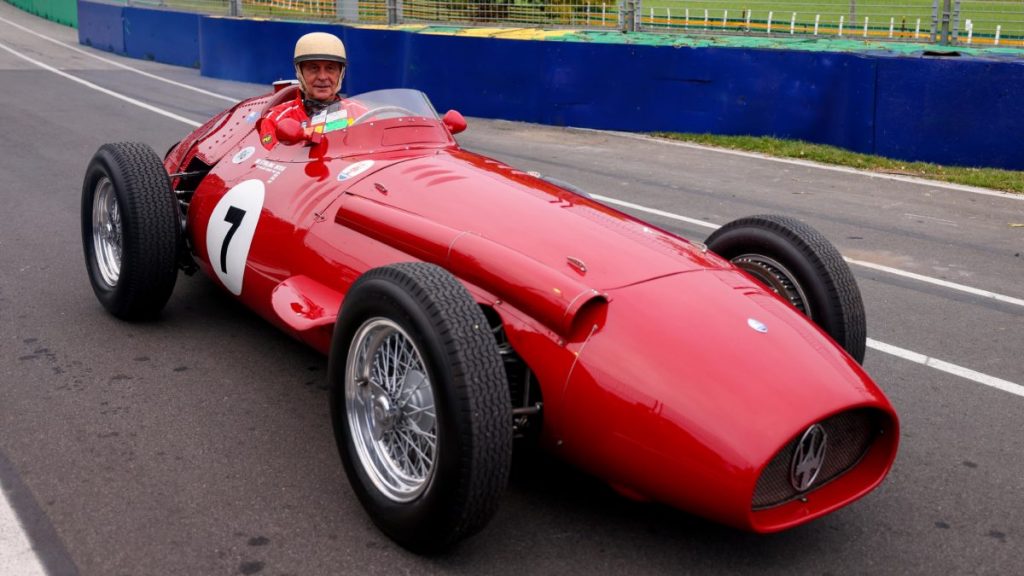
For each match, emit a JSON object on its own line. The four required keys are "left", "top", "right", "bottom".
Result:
{"left": 206, "top": 179, "right": 265, "bottom": 295}
{"left": 337, "top": 160, "right": 374, "bottom": 181}
{"left": 232, "top": 146, "right": 256, "bottom": 164}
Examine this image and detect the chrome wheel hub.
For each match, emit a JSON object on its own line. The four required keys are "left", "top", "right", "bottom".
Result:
{"left": 371, "top": 394, "right": 398, "bottom": 440}
{"left": 91, "top": 177, "right": 122, "bottom": 288}
{"left": 346, "top": 318, "right": 437, "bottom": 502}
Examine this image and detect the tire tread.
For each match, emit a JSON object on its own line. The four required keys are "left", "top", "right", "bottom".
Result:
{"left": 82, "top": 142, "right": 179, "bottom": 319}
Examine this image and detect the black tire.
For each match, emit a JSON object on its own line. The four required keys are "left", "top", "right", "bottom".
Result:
{"left": 705, "top": 215, "right": 866, "bottom": 363}
{"left": 328, "top": 263, "right": 512, "bottom": 553}
{"left": 81, "top": 142, "right": 179, "bottom": 320}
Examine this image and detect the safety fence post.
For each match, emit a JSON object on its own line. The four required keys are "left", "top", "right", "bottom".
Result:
{"left": 338, "top": 0, "right": 359, "bottom": 22}
{"left": 229, "top": 0, "right": 241, "bottom": 17}
{"left": 951, "top": 0, "right": 961, "bottom": 42}
{"left": 939, "top": 0, "right": 951, "bottom": 44}
{"left": 620, "top": 0, "right": 639, "bottom": 32}
{"left": 387, "top": 0, "right": 400, "bottom": 25}
{"left": 930, "top": 0, "right": 938, "bottom": 42}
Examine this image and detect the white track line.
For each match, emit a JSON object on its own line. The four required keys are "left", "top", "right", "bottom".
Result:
{"left": 581, "top": 128, "right": 1024, "bottom": 201}
{"left": 0, "top": 486, "right": 46, "bottom": 576}
{"left": 591, "top": 193, "right": 1024, "bottom": 309}
{"left": 590, "top": 194, "right": 721, "bottom": 229}
{"left": 868, "top": 339, "right": 1024, "bottom": 399}
{"left": 0, "top": 41, "right": 202, "bottom": 128}
{"left": 0, "top": 15, "right": 238, "bottom": 103}
{"left": 847, "top": 259, "right": 1024, "bottom": 307}
{"left": 6, "top": 35, "right": 1021, "bottom": 400}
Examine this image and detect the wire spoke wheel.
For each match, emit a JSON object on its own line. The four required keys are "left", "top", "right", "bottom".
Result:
{"left": 329, "top": 263, "right": 512, "bottom": 553}
{"left": 347, "top": 318, "right": 437, "bottom": 502}
{"left": 730, "top": 254, "right": 811, "bottom": 318}
{"left": 91, "top": 177, "right": 123, "bottom": 288}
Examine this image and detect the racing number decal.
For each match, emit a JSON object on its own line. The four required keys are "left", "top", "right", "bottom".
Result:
{"left": 220, "top": 206, "right": 246, "bottom": 274}
{"left": 206, "top": 179, "right": 265, "bottom": 296}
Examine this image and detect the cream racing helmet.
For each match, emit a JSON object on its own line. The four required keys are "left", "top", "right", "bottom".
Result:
{"left": 293, "top": 32, "right": 347, "bottom": 96}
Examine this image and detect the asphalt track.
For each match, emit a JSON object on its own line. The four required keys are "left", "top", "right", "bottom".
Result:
{"left": 1, "top": 4, "right": 1022, "bottom": 575}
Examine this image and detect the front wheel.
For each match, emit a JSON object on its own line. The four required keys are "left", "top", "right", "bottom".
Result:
{"left": 706, "top": 215, "right": 866, "bottom": 363}
{"left": 328, "top": 263, "right": 512, "bottom": 553}
{"left": 81, "top": 142, "right": 179, "bottom": 320}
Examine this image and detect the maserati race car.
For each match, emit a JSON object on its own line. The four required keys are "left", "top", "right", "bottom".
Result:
{"left": 81, "top": 84, "right": 899, "bottom": 553}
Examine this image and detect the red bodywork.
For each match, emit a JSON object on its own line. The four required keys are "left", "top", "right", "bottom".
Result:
{"left": 167, "top": 89, "right": 898, "bottom": 533}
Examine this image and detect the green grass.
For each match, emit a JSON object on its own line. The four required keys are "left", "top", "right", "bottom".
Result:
{"left": 652, "top": 132, "right": 1024, "bottom": 193}
{"left": 636, "top": 0, "right": 1024, "bottom": 39}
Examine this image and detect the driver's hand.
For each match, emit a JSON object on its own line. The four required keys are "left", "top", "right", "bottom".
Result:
{"left": 275, "top": 118, "right": 307, "bottom": 144}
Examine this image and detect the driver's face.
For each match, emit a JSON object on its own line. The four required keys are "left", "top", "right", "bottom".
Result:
{"left": 300, "top": 60, "right": 342, "bottom": 102}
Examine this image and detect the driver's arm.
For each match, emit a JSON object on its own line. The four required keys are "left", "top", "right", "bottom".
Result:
{"left": 258, "top": 99, "right": 311, "bottom": 148}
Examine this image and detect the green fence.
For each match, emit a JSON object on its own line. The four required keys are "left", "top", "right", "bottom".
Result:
{"left": 4, "top": 0, "right": 77, "bottom": 26}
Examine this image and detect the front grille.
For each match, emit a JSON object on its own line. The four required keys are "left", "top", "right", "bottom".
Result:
{"left": 752, "top": 408, "right": 881, "bottom": 509}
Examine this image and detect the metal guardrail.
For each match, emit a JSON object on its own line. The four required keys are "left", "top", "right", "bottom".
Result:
{"left": 121, "top": 0, "right": 1024, "bottom": 46}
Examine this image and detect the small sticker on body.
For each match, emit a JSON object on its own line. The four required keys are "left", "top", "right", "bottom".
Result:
{"left": 255, "top": 158, "right": 286, "bottom": 183}
{"left": 337, "top": 160, "right": 375, "bottom": 181}
{"left": 232, "top": 146, "right": 256, "bottom": 164}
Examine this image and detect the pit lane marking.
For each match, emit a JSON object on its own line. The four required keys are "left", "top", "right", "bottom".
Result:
{"left": 590, "top": 193, "right": 1024, "bottom": 309}
{"left": 867, "top": 339, "right": 1024, "bottom": 399}
{"left": 0, "top": 493, "right": 46, "bottom": 576}
{"left": 0, "top": 41, "right": 203, "bottom": 128}
{"left": 0, "top": 15, "right": 238, "bottom": 104}
{"left": 1, "top": 449, "right": 76, "bottom": 576}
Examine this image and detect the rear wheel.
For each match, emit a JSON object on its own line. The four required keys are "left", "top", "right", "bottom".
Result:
{"left": 706, "top": 215, "right": 866, "bottom": 363}
{"left": 329, "top": 263, "right": 512, "bottom": 553}
{"left": 81, "top": 142, "right": 179, "bottom": 320}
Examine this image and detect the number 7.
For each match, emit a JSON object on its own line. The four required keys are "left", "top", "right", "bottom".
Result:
{"left": 220, "top": 206, "right": 246, "bottom": 274}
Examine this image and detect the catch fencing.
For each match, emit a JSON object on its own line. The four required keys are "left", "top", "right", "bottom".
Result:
{"left": 114, "top": 0, "right": 1024, "bottom": 46}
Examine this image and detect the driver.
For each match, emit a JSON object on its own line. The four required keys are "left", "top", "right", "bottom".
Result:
{"left": 258, "top": 32, "right": 350, "bottom": 148}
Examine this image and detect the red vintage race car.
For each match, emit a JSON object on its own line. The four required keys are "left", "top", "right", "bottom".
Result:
{"left": 81, "top": 85, "right": 898, "bottom": 553}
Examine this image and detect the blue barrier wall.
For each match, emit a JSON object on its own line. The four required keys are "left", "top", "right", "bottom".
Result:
{"left": 124, "top": 7, "right": 200, "bottom": 68}
{"left": 874, "top": 56, "right": 1024, "bottom": 168}
{"left": 76, "top": 1, "right": 1024, "bottom": 170}
{"left": 78, "top": 1, "right": 123, "bottom": 54}
{"left": 198, "top": 17, "right": 331, "bottom": 85}
{"left": 390, "top": 37, "right": 881, "bottom": 154}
